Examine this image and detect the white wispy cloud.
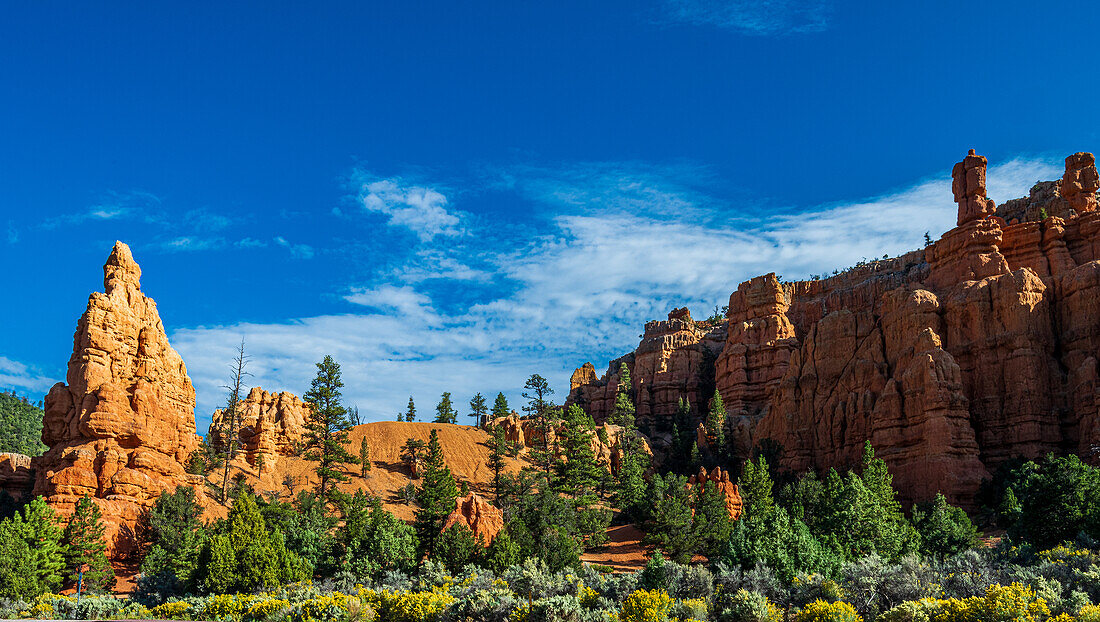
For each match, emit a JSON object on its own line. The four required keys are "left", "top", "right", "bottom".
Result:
{"left": 660, "top": 0, "right": 832, "bottom": 35}
{"left": 274, "top": 236, "right": 315, "bottom": 259}
{"left": 42, "top": 190, "right": 167, "bottom": 229}
{"left": 173, "top": 155, "right": 1059, "bottom": 429}
{"left": 0, "top": 356, "right": 56, "bottom": 394}
{"left": 354, "top": 174, "right": 464, "bottom": 241}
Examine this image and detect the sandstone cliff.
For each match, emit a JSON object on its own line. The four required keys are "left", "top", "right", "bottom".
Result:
{"left": 570, "top": 151, "right": 1100, "bottom": 507}
{"left": 32, "top": 242, "right": 208, "bottom": 555}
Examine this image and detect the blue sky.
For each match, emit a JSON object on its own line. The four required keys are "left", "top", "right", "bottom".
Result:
{"left": 2, "top": 2, "right": 1097, "bottom": 431}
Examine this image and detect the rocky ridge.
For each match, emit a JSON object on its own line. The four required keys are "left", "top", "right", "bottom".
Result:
{"left": 570, "top": 150, "right": 1100, "bottom": 507}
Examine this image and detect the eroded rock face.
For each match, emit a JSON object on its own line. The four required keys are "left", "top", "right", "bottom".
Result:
{"left": 442, "top": 492, "right": 504, "bottom": 544}
{"left": 572, "top": 151, "right": 1100, "bottom": 507}
{"left": 1064, "top": 152, "right": 1100, "bottom": 214}
{"left": 208, "top": 387, "right": 310, "bottom": 463}
{"left": 34, "top": 242, "right": 203, "bottom": 556}
{"left": 686, "top": 466, "right": 743, "bottom": 521}
{"left": 0, "top": 453, "right": 34, "bottom": 500}
{"left": 568, "top": 308, "right": 726, "bottom": 433}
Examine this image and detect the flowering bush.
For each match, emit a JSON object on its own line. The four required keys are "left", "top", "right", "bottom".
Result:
{"left": 792, "top": 600, "right": 861, "bottom": 622}
{"left": 620, "top": 589, "right": 673, "bottom": 622}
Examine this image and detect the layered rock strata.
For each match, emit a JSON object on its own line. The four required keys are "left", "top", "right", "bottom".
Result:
{"left": 571, "top": 151, "right": 1100, "bottom": 507}
{"left": 442, "top": 492, "right": 504, "bottom": 544}
{"left": 33, "top": 242, "right": 205, "bottom": 555}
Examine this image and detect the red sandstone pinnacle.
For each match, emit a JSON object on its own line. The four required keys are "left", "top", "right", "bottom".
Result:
{"left": 953, "top": 149, "right": 997, "bottom": 226}
{"left": 442, "top": 492, "right": 504, "bottom": 545}
{"left": 1063, "top": 152, "right": 1099, "bottom": 213}
{"left": 34, "top": 241, "right": 207, "bottom": 557}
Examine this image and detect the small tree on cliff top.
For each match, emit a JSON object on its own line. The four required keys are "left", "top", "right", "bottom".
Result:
{"left": 63, "top": 496, "right": 115, "bottom": 592}
{"left": 469, "top": 392, "right": 487, "bottom": 428}
{"left": 491, "top": 392, "right": 511, "bottom": 420}
{"left": 401, "top": 396, "right": 416, "bottom": 422}
{"left": 434, "top": 392, "right": 458, "bottom": 424}
{"left": 303, "top": 355, "right": 358, "bottom": 499}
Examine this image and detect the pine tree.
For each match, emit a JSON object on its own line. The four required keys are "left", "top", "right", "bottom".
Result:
{"left": 433, "top": 392, "right": 458, "bottom": 424}
{"left": 486, "top": 423, "right": 509, "bottom": 503}
{"left": 414, "top": 429, "right": 459, "bottom": 560}
{"left": 198, "top": 493, "right": 308, "bottom": 593}
{"left": 671, "top": 397, "right": 693, "bottom": 470}
{"left": 302, "top": 355, "right": 358, "bottom": 499}
{"left": 137, "top": 486, "right": 207, "bottom": 598}
{"left": 62, "top": 496, "right": 115, "bottom": 592}
{"left": 0, "top": 520, "right": 39, "bottom": 599}
{"left": 401, "top": 438, "right": 427, "bottom": 474}
{"left": 402, "top": 396, "right": 416, "bottom": 422}
{"left": 705, "top": 390, "right": 726, "bottom": 460}
{"left": 556, "top": 404, "right": 603, "bottom": 505}
{"left": 523, "top": 374, "right": 556, "bottom": 485}
{"left": 8, "top": 496, "right": 65, "bottom": 595}
{"left": 360, "top": 437, "right": 371, "bottom": 476}
{"left": 610, "top": 363, "right": 635, "bottom": 430}
{"left": 469, "top": 392, "right": 488, "bottom": 427}
{"left": 491, "top": 392, "right": 511, "bottom": 421}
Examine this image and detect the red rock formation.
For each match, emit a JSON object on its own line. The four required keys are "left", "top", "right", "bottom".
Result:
{"left": 0, "top": 453, "right": 34, "bottom": 500}
{"left": 208, "top": 387, "right": 310, "bottom": 463}
{"left": 1063, "top": 152, "right": 1100, "bottom": 213}
{"left": 34, "top": 242, "right": 206, "bottom": 555}
{"left": 686, "top": 466, "right": 743, "bottom": 521}
{"left": 953, "top": 149, "right": 997, "bottom": 226}
{"left": 442, "top": 492, "right": 504, "bottom": 544}
{"left": 568, "top": 308, "right": 726, "bottom": 433}
{"left": 572, "top": 151, "right": 1100, "bottom": 507}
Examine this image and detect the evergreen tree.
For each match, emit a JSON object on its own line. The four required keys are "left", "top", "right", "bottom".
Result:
{"left": 62, "top": 496, "right": 115, "bottom": 592}
{"left": 260, "top": 491, "right": 339, "bottom": 577}
{"left": 433, "top": 392, "right": 458, "bottom": 424}
{"left": 338, "top": 491, "right": 418, "bottom": 582}
{"left": 486, "top": 422, "right": 510, "bottom": 503}
{"left": 136, "top": 486, "right": 207, "bottom": 600}
{"left": 414, "top": 429, "right": 459, "bottom": 560}
{"left": 670, "top": 397, "right": 693, "bottom": 470}
{"left": 435, "top": 523, "right": 482, "bottom": 573}
{"left": 491, "top": 392, "right": 511, "bottom": 420}
{"left": 522, "top": 374, "right": 556, "bottom": 484}
{"left": 0, "top": 390, "right": 47, "bottom": 456}
{"left": 615, "top": 447, "right": 649, "bottom": 520}
{"left": 556, "top": 404, "right": 603, "bottom": 505}
{"left": 3, "top": 496, "right": 65, "bottom": 597}
{"left": 469, "top": 392, "right": 488, "bottom": 427}
{"left": 911, "top": 492, "right": 979, "bottom": 559}
{"left": 302, "top": 355, "right": 358, "bottom": 499}
{"left": 401, "top": 396, "right": 416, "bottom": 422}
{"left": 0, "top": 520, "right": 38, "bottom": 599}
{"left": 197, "top": 493, "right": 309, "bottom": 593}
{"left": 359, "top": 437, "right": 371, "bottom": 475}
{"left": 610, "top": 363, "right": 635, "bottom": 430}
{"left": 705, "top": 389, "right": 727, "bottom": 460}
{"left": 401, "top": 437, "right": 427, "bottom": 474}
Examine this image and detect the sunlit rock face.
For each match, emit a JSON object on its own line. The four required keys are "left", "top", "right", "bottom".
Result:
{"left": 571, "top": 152, "right": 1100, "bottom": 508}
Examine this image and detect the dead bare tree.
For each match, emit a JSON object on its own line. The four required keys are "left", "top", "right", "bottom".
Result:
{"left": 215, "top": 339, "right": 251, "bottom": 503}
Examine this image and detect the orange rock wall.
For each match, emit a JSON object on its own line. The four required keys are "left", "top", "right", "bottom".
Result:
{"left": 571, "top": 152, "right": 1100, "bottom": 507}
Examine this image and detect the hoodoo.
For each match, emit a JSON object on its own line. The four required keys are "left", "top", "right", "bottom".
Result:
{"left": 34, "top": 241, "right": 205, "bottom": 555}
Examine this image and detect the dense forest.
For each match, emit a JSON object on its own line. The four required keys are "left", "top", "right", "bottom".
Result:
{"left": 0, "top": 390, "right": 46, "bottom": 456}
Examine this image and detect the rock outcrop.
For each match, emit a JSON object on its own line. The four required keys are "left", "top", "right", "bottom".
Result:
{"left": 0, "top": 453, "right": 34, "bottom": 500}
{"left": 208, "top": 387, "right": 310, "bottom": 464}
{"left": 34, "top": 242, "right": 205, "bottom": 555}
{"left": 686, "top": 466, "right": 743, "bottom": 521}
{"left": 571, "top": 151, "right": 1100, "bottom": 508}
{"left": 568, "top": 308, "right": 726, "bottom": 434}
{"left": 442, "top": 492, "right": 504, "bottom": 544}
